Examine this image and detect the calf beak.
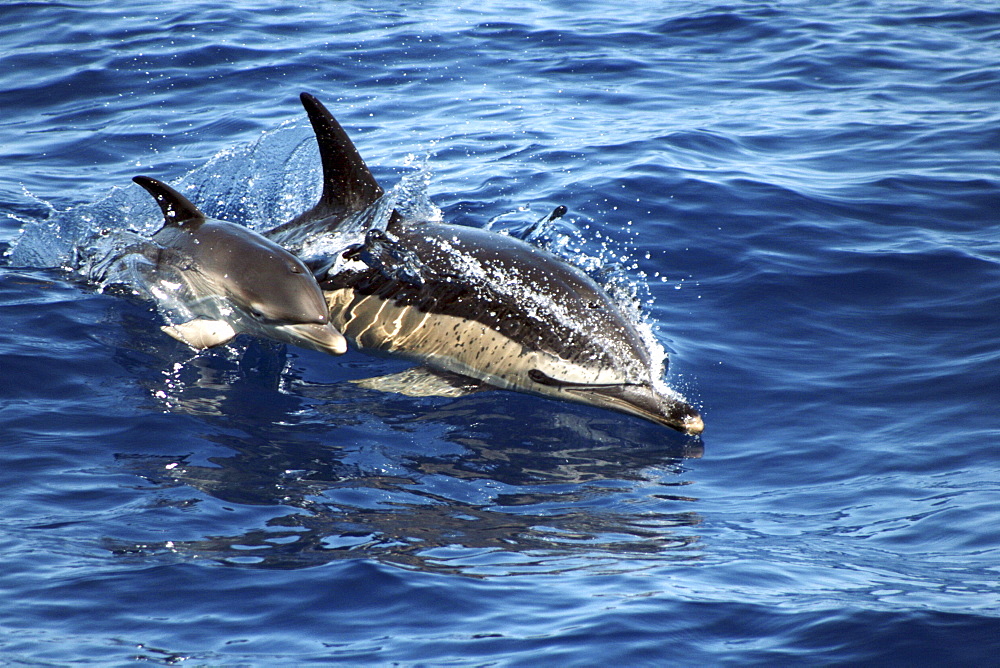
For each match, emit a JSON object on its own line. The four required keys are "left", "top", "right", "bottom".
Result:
{"left": 273, "top": 322, "right": 348, "bottom": 355}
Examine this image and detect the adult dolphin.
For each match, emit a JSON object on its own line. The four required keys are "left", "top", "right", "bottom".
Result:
{"left": 132, "top": 175, "right": 347, "bottom": 355}
{"left": 269, "top": 93, "right": 703, "bottom": 435}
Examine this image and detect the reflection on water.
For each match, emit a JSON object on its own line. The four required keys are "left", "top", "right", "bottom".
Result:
{"left": 109, "top": 338, "right": 703, "bottom": 576}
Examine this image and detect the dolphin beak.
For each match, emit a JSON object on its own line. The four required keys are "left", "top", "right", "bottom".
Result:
{"left": 568, "top": 383, "right": 704, "bottom": 435}
{"left": 273, "top": 322, "right": 348, "bottom": 355}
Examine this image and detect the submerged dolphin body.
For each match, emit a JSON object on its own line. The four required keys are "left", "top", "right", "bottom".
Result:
{"left": 270, "top": 93, "right": 703, "bottom": 435}
{"left": 132, "top": 175, "right": 347, "bottom": 355}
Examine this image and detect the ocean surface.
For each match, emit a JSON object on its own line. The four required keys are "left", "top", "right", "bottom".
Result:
{"left": 2, "top": 1, "right": 999, "bottom": 664}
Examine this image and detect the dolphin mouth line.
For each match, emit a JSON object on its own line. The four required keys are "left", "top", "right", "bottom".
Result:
{"left": 248, "top": 311, "right": 328, "bottom": 327}
{"left": 527, "top": 368, "right": 644, "bottom": 391}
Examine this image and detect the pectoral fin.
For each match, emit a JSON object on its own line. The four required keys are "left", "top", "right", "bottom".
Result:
{"left": 351, "top": 366, "right": 490, "bottom": 398}
{"left": 161, "top": 319, "right": 237, "bottom": 349}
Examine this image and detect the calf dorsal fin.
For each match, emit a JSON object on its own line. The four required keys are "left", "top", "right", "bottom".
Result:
{"left": 133, "top": 176, "right": 204, "bottom": 229}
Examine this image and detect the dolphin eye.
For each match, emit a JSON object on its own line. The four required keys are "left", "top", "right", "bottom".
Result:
{"left": 289, "top": 264, "right": 303, "bottom": 274}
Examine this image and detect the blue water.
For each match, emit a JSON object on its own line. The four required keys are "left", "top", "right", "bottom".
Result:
{"left": 2, "top": 0, "right": 999, "bottom": 664}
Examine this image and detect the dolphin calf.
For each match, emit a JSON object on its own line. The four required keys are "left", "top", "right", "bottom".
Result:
{"left": 131, "top": 175, "right": 347, "bottom": 355}
{"left": 271, "top": 93, "right": 703, "bottom": 435}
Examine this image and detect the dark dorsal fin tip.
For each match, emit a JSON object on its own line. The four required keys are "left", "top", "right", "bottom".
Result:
{"left": 299, "top": 92, "right": 384, "bottom": 216}
{"left": 132, "top": 176, "right": 205, "bottom": 227}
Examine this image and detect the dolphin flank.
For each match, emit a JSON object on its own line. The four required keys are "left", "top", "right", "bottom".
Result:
{"left": 267, "top": 93, "right": 703, "bottom": 435}
{"left": 132, "top": 175, "right": 347, "bottom": 356}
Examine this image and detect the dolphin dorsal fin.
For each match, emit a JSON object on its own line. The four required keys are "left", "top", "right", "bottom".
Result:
{"left": 133, "top": 176, "right": 205, "bottom": 228}
{"left": 293, "top": 92, "right": 384, "bottom": 226}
